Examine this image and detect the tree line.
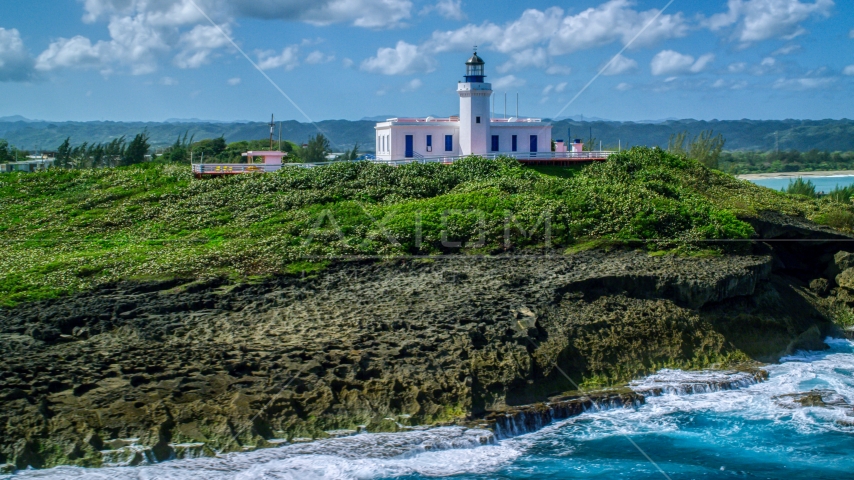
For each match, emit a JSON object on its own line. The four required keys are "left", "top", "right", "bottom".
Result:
{"left": 1, "top": 131, "right": 350, "bottom": 170}
{"left": 719, "top": 150, "right": 854, "bottom": 175}
{"left": 54, "top": 133, "right": 151, "bottom": 169}
{"left": 0, "top": 140, "right": 30, "bottom": 163}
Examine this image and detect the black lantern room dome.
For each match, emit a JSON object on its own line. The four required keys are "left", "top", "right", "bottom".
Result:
{"left": 465, "top": 52, "right": 485, "bottom": 83}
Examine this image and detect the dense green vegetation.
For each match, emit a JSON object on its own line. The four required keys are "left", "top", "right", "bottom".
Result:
{"left": 1, "top": 147, "right": 851, "bottom": 307}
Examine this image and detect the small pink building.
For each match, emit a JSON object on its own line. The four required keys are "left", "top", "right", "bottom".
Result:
{"left": 192, "top": 150, "right": 289, "bottom": 177}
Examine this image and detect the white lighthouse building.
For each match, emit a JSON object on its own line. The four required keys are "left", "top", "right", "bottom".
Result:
{"left": 374, "top": 52, "right": 553, "bottom": 161}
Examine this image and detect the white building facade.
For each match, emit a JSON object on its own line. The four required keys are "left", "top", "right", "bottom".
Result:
{"left": 375, "top": 53, "right": 552, "bottom": 161}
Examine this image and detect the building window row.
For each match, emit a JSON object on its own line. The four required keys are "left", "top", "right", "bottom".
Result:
{"left": 379, "top": 133, "right": 457, "bottom": 155}
{"left": 491, "top": 134, "right": 535, "bottom": 153}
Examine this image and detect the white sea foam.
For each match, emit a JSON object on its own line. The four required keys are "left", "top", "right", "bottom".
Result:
{"left": 9, "top": 339, "right": 854, "bottom": 480}
{"left": 7, "top": 428, "right": 518, "bottom": 480}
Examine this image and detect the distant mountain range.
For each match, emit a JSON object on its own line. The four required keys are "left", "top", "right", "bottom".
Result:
{"left": 1, "top": 117, "right": 853, "bottom": 153}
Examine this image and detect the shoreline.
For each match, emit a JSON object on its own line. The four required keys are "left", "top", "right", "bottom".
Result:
{"left": 737, "top": 170, "right": 854, "bottom": 180}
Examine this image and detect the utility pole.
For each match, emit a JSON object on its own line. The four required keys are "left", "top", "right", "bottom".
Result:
{"left": 278, "top": 121, "right": 282, "bottom": 151}
{"left": 269, "top": 114, "right": 276, "bottom": 150}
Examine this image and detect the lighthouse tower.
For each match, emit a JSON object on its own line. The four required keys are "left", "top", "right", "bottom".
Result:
{"left": 458, "top": 52, "right": 492, "bottom": 156}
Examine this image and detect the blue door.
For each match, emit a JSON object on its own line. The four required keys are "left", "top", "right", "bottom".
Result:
{"left": 530, "top": 135, "right": 538, "bottom": 153}
{"left": 491, "top": 135, "right": 499, "bottom": 152}
{"left": 405, "top": 135, "right": 414, "bottom": 158}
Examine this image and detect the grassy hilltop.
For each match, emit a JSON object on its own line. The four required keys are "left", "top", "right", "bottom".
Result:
{"left": 1, "top": 148, "right": 851, "bottom": 307}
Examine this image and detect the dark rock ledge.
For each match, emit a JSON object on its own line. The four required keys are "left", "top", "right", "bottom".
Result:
{"left": 0, "top": 240, "right": 848, "bottom": 470}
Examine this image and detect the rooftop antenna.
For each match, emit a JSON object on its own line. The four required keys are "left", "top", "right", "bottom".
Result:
{"left": 269, "top": 114, "right": 276, "bottom": 150}
{"left": 278, "top": 121, "right": 282, "bottom": 151}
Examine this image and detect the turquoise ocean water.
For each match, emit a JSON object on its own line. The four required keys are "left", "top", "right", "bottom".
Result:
{"left": 8, "top": 338, "right": 854, "bottom": 480}
{"left": 747, "top": 175, "right": 854, "bottom": 193}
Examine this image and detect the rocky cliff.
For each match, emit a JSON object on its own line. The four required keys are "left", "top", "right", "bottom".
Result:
{"left": 0, "top": 236, "right": 852, "bottom": 470}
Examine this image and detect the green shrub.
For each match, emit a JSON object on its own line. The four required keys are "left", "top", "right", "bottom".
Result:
{"left": 783, "top": 177, "right": 817, "bottom": 198}
{"left": 0, "top": 148, "right": 844, "bottom": 305}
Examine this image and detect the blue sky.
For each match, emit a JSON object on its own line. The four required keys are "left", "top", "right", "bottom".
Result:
{"left": 1, "top": 0, "right": 852, "bottom": 122}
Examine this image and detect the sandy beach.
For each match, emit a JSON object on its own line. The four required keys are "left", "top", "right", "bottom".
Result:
{"left": 737, "top": 170, "right": 854, "bottom": 180}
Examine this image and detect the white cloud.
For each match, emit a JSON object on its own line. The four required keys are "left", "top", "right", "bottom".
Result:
{"left": 227, "top": 77, "right": 241, "bottom": 85}
{"left": 772, "top": 44, "right": 801, "bottom": 55}
{"left": 712, "top": 78, "right": 750, "bottom": 89}
{"left": 360, "top": 41, "right": 435, "bottom": 75}
{"left": 80, "top": 0, "right": 207, "bottom": 26}
{"left": 616, "top": 82, "right": 632, "bottom": 91}
{"left": 497, "top": 48, "right": 548, "bottom": 73}
{"left": 37, "top": 9, "right": 174, "bottom": 75}
{"left": 305, "top": 51, "right": 335, "bottom": 64}
{"left": 751, "top": 56, "right": 782, "bottom": 75}
{"left": 40, "top": 0, "right": 412, "bottom": 76}
{"left": 492, "top": 74, "right": 526, "bottom": 90}
{"left": 420, "top": 0, "right": 466, "bottom": 20}
{"left": 422, "top": 1, "right": 687, "bottom": 57}
{"left": 35, "top": 35, "right": 111, "bottom": 72}
{"left": 773, "top": 76, "right": 837, "bottom": 90}
{"left": 173, "top": 24, "right": 231, "bottom": 69}
{"left": 342, "top": 58, "right": 354, "bottom": 68}
{"left": 391, "top": 0, "right": 685, "bottom": 79}
{"left": 602, "top": 54, "right": 638, "bottom": 76}
{"left": 0, "top": 28, "right": 35, "bottom": 82}
{"left": 231, "top": 0, "right": 414, "bottom": 28}
{"left": 104, "top": 14, "right": 171, "bottom": 74}
{"left": 159, "top": 76, "right": 177, "bottom": 85}
{"left": 844, "top": 65, "right": 854, "bottom": 76}
{"left": 705, "top": 0, "right": 834, "bottom": 44}
{"left": 84, "top": 0, "right": 414, "bottom": 29}
{"left": 402, "top": 78, "right": 422, "bottom": 91}
{"left": 546, "top": 65, "right": 572, "bottom": 75}
{"left": 549, "top": 0, "right": 689, "bottom": 55}
{"left": 257, "top": 45, "right": 300, "bottom": 71}
{"left": 728, "top": 62, "right": 747, "bottom": 72}
{"left": 650, "top": 50, "right": 714, "bottom": 76}
{"left": 542, "top": 82, "right": 568, "bottom": 95}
